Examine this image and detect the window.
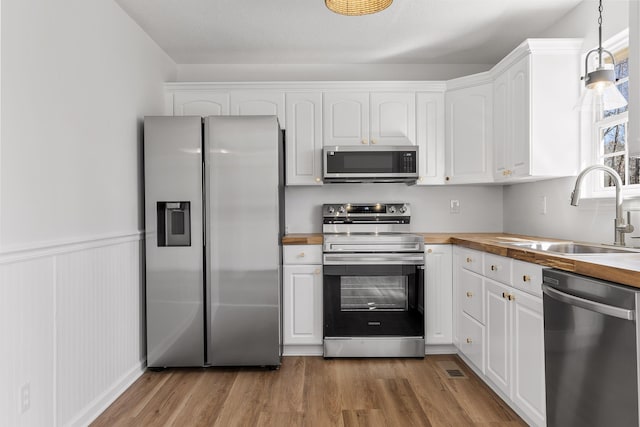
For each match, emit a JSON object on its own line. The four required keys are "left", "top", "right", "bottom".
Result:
{"left": 588, "top": 30, "right": 640, "bottom": 195}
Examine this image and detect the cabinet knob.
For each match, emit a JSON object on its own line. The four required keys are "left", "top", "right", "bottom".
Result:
{"left": 490, "top": 265, "right": 497, "bottom": 271}
{"left": 361, "top": 140, "right": 368, "bottom": 144}
{"left": 502, "top": 292, "right": 508, "bottom": 299}
{"left": 427, "top": 249, "right": 433, "bottom": 254}
{"left": 466, "top": 291, "right": 473, "bottom": 298}
{"left": 418, "top": 176, "right": 423, "bottom": 182}
{"left": 466, "top": 338, "right": 472, "bottom": 344}
{"left": 315, "top": 177, "right": 321, "bottom": 183}
{"left": 508, "top": 294, "right": 515, "bottom": 301}
{"left": 445, "top": 176, "right": 451, "bottom": 181}
{"left": 522, "top": 275, "right": 531, "bottom": 282}
{"left": 298, "top": 252, "right": 305, "bottom": 257}
{"left": 371, "top": 139, "right": 376, "bottom": 144}
{"left": 502, "top": 170, "right": 507, "bottom": 176}
{"left": 314, "top": 268, "right": 320, "bottom": 275}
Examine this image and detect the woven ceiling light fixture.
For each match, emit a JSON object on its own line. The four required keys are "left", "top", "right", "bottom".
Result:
{"left": 325, "top": 0, "right": 392, "bottom": 16}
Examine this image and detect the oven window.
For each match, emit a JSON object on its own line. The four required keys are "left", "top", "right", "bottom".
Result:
{"left": 340, "top": 276, "right": 408, "bottom": 311}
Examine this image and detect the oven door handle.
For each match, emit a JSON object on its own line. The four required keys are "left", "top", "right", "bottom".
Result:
{"left": 323, "top": 253, "right": 425, "bottom": 265}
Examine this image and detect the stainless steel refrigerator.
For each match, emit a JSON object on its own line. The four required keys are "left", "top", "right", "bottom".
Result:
{"left": 144, "top": 115, "right": 283, "bottom": 368}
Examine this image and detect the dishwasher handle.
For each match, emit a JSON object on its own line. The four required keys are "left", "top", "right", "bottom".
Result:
{"left": 542, "top": 283, "right": 635, "bottom": 321}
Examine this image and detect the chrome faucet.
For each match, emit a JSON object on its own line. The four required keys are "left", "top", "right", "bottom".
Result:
{"left": 570, "top": 164, "right": 634, "bottom": 246}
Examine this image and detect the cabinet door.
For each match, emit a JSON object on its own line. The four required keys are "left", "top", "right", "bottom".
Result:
{"left": 323, "top": 92, "right": 369, "bottom": 146}
{"left": 370, "top": 92, "right": 416, "bottom": 145}
{"left": 445, "top": 83, "right": 493, "bottom": 184}
{"left": 508, "top": 57, "right": 530, "bottom": 178}
{"left": 493, "top": 71, "right": 509, "bottom": 180}
{"left": 485, "top": 279, "right": 511, "bottom": 397}
{"left": 230, "top": 92, "right": 286, "bottom": 128}
{"left": 424, "top": 245, "right": 453, "bottom": 345}
{"left": 173, "top": 92, "right": 229, "bottom": 117}
{"left": 416, "top": 92, "right": 445, "bottom": 185}
{"left": 285, "top": 93, "right": 323, "bottom": 186}
{"left": 283, "top": 265, "right": 323, "bottom": 345}
{"left": 511, "top": 289, "right": 545, "bottom": 427}
{"left": 459, "top": 312, "right": 485, "bottom": 373}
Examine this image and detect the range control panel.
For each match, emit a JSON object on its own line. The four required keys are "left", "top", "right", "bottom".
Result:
{"left": 322, "top": 203, "right": 411, "bottom": 224}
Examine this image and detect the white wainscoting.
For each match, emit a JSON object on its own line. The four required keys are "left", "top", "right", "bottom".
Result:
{"left": 0, "top": 232, "right": 144, "bottom": 427}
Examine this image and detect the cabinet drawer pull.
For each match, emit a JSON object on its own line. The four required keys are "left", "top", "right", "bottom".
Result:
{"left": 491, "top": 265, "right": 497, "bottom": 271}
{"left": 314, "top": 268, "right": 320, "bottom": 275}
{"left": 427, "top": 249, "right": 433, "bottom": 254}
{"left": 522, "top": 275, "right": 531, "bottom": 282}
{"left": 466, "top": 257, "right": 472, "bottom": 263}
{"left": 298, "top": 252, "right": 305, "bottom": 257}
{"left": 466, "top": 338, "right": 472, "bottom": 344}
{"left": 466, "top": 291, "right": 473, "bottom": 298}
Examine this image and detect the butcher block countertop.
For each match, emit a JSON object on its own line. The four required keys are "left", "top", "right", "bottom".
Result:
{"left": 282, "top": 232, "right": 640, "bottom": 288}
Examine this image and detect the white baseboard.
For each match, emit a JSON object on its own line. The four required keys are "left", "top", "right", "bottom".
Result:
{"left": 425, "top": 344, "right": 456, "bottom": 355}
{"left": 283, "top": 344, "right": 324, "bottom": 356}
{"left": 68, "top": 361, "right": 145, "bottom": 427}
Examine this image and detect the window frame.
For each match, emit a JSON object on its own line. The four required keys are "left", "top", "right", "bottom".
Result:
{"left": 582, "top": 29, "right": 639, "bottom": 199}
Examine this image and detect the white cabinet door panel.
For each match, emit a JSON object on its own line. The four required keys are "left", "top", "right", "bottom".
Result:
{"left": 323, "top": 92, "right": 369, "bottom": 146}
{"left": 283, "top": 265, "right": 323, "bottom": 345}
{"left": 416, "top": 92, "right": 445, "bottom": 185}
{"left": 370, "top": 92, "right": 416, "bottom": 145}
{"left": 485, "top": 279, "right": 511, "bottom": 396}
{"left": 285, "top": 93, "right": 323, "bottom": 186}
{"left": 173, "top": 92, "right": 229, "bottom": 117}
{"left": 230, "top": 92, "right": 285, "bottom": 128}
{"left": 425, "top": 245, "right": 453, "bottom": 345}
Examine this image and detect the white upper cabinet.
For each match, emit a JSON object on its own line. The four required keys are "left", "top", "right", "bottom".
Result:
{"left": 492, "top": 39, "right": 581, "bottom": 181}
{"left": 445, "top": 81, "right": 493, "bottom": 184}
{"left": 172, "top": 92, "right": 229, "bottom": 117}
{"left": 230, "top": 91, "right": 286, "bottom": 128}
{"left": 285, "top": 93, "right": 323, "bottom": 186}
{"left": 416, "top": 92, "right": 445, "bottom": 185}
{"left": 323, "top": 91, "right": 417, "bottom": 146}
{"left": 323, "top": 92, "right": 369, "bottom": 146}
{"left": 370, "top": 92, "right": 416, "bottom": 145}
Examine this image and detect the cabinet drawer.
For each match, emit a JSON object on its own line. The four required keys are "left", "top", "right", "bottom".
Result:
{"left": 512, "top": 260, "right": 544, "bottom": 297}
{"left": 459, "top": 269, "right": 484, "bottom": 323}
{"left": 459, "top": 248, "right": 483, "bottom": 274}
{"left": 459, "top": 312, "right": 485, "bottom": 373}
{"left": 483, "top": 253, "right": 511, "bottom": 285}
{"left": 283, "top": 245, "right": 322, "bottom": 264}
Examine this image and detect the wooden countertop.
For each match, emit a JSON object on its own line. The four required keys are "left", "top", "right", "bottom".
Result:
{"left": 282, "top": 232, "right": 640, "bottom": 288}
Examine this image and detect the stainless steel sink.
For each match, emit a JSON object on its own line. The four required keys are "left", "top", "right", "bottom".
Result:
{"left": 508, "top": 241, "right": 640, "bottom": 254}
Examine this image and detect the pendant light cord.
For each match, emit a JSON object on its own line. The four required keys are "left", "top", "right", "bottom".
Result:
{"left": 598, "top": 0, "right": 603, "bottom": 68}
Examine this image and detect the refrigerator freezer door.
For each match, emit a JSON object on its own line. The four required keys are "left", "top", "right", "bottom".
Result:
{"left": 205, "top": 116, "right": 282, "bottom": 366}
{"left": 144, "top": 116, "right": 205, "bottom": 367}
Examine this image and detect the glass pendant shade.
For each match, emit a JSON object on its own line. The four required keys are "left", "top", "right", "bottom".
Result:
{"left": 576, "top": 63, "right": 628, "bottom": 111}
{"left": 325, "top": 0, "right": 392, "bottom": 16}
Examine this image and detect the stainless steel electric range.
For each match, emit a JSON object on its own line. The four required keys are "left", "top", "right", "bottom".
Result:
{"left": 322, "top": 203, "right": 425, "bottom": 358}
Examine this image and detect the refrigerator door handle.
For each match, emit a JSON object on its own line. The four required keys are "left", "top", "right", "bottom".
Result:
{"left": 542, "top": 284, "right": 635, "bottom": 321}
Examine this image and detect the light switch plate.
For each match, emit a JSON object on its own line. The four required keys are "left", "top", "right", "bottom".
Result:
{"left": 450, "top": 199, "right": 460, "bottom": 214}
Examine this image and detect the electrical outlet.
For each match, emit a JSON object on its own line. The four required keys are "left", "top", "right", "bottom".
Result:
{"left": 21, "top": 383, "right": 30, "bottom": 413}
{"left": 450, "top": 199, "right": 460, "bottom": 214}
{"left": 539, "top": 196, "right": 547, "bottom": 215}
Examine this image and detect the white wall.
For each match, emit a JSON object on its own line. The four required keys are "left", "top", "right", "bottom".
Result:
{"left": 0, "top": 0, "right": 176, "bottom": 426}
{"left": 285, "top": 184, "right": 504, "bottom": 234}
{"left": 176, "top": 63, "right": 493, "bottom": 82}
{"left": 503, "top": 0, "right": 633, "bottom": 244}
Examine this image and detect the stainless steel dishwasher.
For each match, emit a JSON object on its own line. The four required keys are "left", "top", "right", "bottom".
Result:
{"left": 542, "top": 269, "right": 640, "bottom": 427}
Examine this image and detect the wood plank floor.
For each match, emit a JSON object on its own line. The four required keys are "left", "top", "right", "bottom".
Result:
{"left": 92, "top": 355, "right": 526, "bottom": 426}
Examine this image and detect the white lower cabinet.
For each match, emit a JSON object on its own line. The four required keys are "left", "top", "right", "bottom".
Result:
{"left": 283, "top": 246, "right": 323, "bottom": 355}
{"left": 454, "top": 247, "right": 546, "bottom": 427}
{"left": 424, "top": 245, "right": 453, "bottom": 346}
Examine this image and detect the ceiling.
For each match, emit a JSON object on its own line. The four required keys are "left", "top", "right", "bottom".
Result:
{"left": 114, "top": 0, "right": 585, "bottom": 65}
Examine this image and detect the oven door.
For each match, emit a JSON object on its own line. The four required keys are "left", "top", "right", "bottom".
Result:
{"left": 323, "top": 259, "right": 424, "bottom": 338}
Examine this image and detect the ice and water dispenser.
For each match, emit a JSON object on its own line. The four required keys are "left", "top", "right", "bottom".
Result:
{"left": 157, "top": 201, "right": 191, "bottom": 247}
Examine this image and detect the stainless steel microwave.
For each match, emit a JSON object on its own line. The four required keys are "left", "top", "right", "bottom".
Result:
{"left": 323, "top": 145, "right": 419, "bottom": 184}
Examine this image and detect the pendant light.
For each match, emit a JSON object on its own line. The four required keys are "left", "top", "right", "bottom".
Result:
{"left": 577, "top": 0, "right": 628, "bottom": 111}
{"left": 325, "top": 0, "right": 392, "bottom": 16}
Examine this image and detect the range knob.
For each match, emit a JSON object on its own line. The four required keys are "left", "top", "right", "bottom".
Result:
{"left": 338, "top": 205, "right": 346, "bottom": 214}
{"left": 388, "top": 206, "right": 397, "bottom": 214}
{"left": 399, "top": 204, "right": 408, "bottom": 214}
{"left": 328, "top": 206, "right": 335, "bottom": 214}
